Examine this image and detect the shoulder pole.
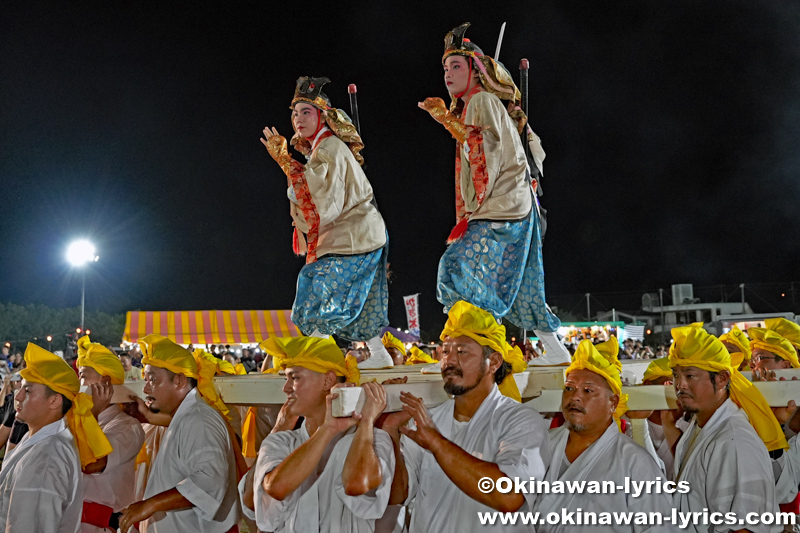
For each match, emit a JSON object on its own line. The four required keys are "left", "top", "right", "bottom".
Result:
{"left": 348, "top": 84, "right": 362, "bottom": 136}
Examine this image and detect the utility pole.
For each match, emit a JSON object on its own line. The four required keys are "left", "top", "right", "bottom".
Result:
{"left": 585, "top": 293, "right": 591, "bottom": 321}
{"left": 740, "top": 283, "right": 746, "bottom": 314}
{"left": 659, "top": 288, "right": 665, "bottom": 344}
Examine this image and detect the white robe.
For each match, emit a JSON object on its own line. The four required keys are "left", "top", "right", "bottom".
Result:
{"left": 647, "top": 420, "right": 675, "bottom": 479}
{"left": 534, "top": 423, "right": 674, "bottom": 532}
{"left": 0, "top": 418, "right": 83, "bottom": 533}
{"left": 775, "top": 434, "right": 800, "bottom": 505}
{"left": 240, "top": 421, "right": 395, "bottom": 533}
{"left": 460, "top": 91, "right": 533, "bottom": 222}
{"left": 674, "top": 399, "right": 780, "bottom": 533}
{"left": 289, "top": 134, "right": 386, "bottom": 258}
{"left": 402, "top": 386, "right": 550, "bottom": 533}
{"left": 143, "top": 389, "right": 239, "bottom": 532}
{"left": 81, "top": 406, "right": 146, "bottom": 533}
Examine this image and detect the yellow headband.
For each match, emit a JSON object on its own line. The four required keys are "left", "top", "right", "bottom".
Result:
{"left": 566, "top": 338, "right": 628, "bottom": 430}
{"left": 382, "top": 332, "right": 407, "bottom": 356}
{"left": 139, "top": 335, "right": 231, "bottom": 421}
{"left": 669, "top": 325, "right": 787, "bottom": 451}
{"left": 20, "top": 343, "right": 113, "bottom": 467}
{"left": 76, "top": 335, "right": 125, "bottom": 385}
{"left": 440, "top": 301, "right": 526, "bottom": 401}
{"left": 719, "top": 325, "right": 752, "bottom": 361}
{"left": 765, "top": 318, "right": 800, "bottom": 351}
{"left": 748, "top": 328, "right": 799, "bottom": 368}
{"left": 405, "top": 346, "right": 437, "bottom": 365}
{"left": 642, "top": 356, "right": 672, "bottom": 383}
{"left": 139, "top": 334, "right": 199, "bottom": 379}
{"left": 259, "top": 336, "right": 360, "bottom": 385}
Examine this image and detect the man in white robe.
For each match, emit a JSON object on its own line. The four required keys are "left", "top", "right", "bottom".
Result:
{"left": 239, "top": 335, "right": 394, "bottom": 532}
{"left": 0, "top": 343, "right": 112, "bottom": 532}
{"left": 383, "top": 301, "right": 550, "bottom": 533}
{"left": 670, "top": 325, "right": 783, "bottom": 533}
{"left": 119, "top": 334, "right": 239, "bottom": 533}
{"left": 535, "top": 338, "right": 673, "bottom": 532}
{"left": 76, "top": 336, "right": 146, "bottom": 532}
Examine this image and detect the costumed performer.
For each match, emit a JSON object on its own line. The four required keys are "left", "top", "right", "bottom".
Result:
{"left": 261, "top": 76, "right": 394, "bottom": 369}
{"left": 419, "top": 23, "right": 570, "bottom": 364}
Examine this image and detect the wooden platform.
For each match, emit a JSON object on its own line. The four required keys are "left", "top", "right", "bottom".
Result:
{"left": 93, "top": 364, "right": 800, "bottom": 416}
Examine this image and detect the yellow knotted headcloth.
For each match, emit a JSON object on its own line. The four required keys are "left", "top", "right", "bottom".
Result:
{"left": 191, "top": 348, "right": 234, "bottom": 421}
{"left": 139, "top": 335, "right": 231, "bottom": 421}
{"left": 642, "top": 356, "right": 673, "bottom": 383}
{"left": 718, "top": 325, "right": 752, "bottom": 362}
{"left": 566, "top": 337, "right": 629, "bottom": 430}
{"left": 748, "top": 328, "right": 799, "bottom": 368}
{"left": 668, "top": 325, "right": 787, "bottom": 451}
{"left": 259, "top": 336, "right": 360, "bottom": 385}
{"left": 193, "top": 349, "right": 239, "bottom": 376}
{"left": 20, "top": 343, "right": 113, "bottom": 467}
{"left": 440, "top": 301, "right": 527, "bottom": 401}
{"left": 139, "top": 334, "right": 199, "bottom": 379}
{"left": 382, "top": 332, "right": 407, "bottom": 356}
{"left": 405, "top": 346, "right": 437, "bottom": 365}
{"left": 765, "top": 318, "right": 800, "bottom": 351}
{"left": 76, "top": 335, "right": 125, "bottom": 385}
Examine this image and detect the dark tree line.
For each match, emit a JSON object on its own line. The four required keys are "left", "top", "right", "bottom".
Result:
{"left": 0, "top": 302, "right": 125, "bottom": 353}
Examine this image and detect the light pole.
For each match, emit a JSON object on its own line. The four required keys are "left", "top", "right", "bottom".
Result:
{"left": 66, "top": 240, "right": 99, "bottom": 332}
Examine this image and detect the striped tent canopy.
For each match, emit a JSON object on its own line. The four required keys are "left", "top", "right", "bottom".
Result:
{"left": 123, "top": 310, "right": 300, "bottom": 344}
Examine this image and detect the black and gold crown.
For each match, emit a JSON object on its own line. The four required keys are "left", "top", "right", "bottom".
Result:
{"left": 290, "top": 76, "right": 333, "bottom": 111}
{"left": 443, "top": 22, "right": 485, "bottom": 63}
{"left": 441, "top": 23, "right": 526, "bottom": 133}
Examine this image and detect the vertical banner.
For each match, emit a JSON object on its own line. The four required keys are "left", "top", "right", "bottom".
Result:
{"left": 403, "top": 294, "right": 421, "bottom": 338}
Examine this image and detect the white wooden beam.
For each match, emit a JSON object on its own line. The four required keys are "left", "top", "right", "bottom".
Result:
{"left": 97, "top": 365, "right": 800, "bottom": 414}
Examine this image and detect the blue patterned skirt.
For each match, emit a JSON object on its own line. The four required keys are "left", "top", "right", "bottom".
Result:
{"left": 437, "top": 207, "right": 560, "bottom": 332}
{"left": 292, "top": 240, "right": 389, "bottom": 341}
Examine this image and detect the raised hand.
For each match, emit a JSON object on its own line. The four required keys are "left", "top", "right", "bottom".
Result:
{"left": 270, "top": 399, "right": 301, "bottom": 434}
{"left": 418, "top": 98, "right": 466, "bottom": 143}
{"left": 89, "top": 381, "right": 114, "bottom": 419}
{"left": 398, "top": 391, "right": 444, "bottom": 451}
{"left": 417, "top": 97, "right": 449, "bottom": 124}
{"left": 321, "top": 383, "right": 360, "bottom": 435}
{"left": 358, "top": 381, "right": 388, "bottom": 426}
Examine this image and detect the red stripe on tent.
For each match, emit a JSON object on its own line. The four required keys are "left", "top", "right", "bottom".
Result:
{"left": 256, "top": 310, "right": 270, "bottom": 341}
{"left": 230, "top": 311, "right": 242, "bottom": 343}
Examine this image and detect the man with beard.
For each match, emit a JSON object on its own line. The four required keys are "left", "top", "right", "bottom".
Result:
{"left": 534, "top": 338, "right": 673, "bottom": 532}
{"left": 670, "top": 324, "right": 783, "bottom": 533}
{"left": 381, "top": 300, "right": 549, "bottom": 533}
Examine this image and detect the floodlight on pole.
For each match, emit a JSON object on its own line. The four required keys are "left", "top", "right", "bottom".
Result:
{"left": 66, "top": 239, "right": 99, "bottom": 332}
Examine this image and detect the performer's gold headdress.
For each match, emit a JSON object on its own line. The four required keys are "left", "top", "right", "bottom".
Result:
{"left": 442, "top": 22, "right": 526, "bottom": 133}
{"left": 289, "top": 76, "right": 365, "bottom": 165}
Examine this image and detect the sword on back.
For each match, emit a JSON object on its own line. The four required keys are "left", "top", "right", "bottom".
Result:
{"left": 348, "top": 84, "right": 362, "bottom": 135}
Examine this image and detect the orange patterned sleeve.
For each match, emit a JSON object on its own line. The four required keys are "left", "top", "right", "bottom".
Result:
{"left": 464, "top": 125, "right": 489, "bottom": 211}
{"left": 286, "top": 163, "right": 321, "bottom": 264}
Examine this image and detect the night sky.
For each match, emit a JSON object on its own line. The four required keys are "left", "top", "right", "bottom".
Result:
{"left": 2, "top": 1, "right": 799, "bottom": 335}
